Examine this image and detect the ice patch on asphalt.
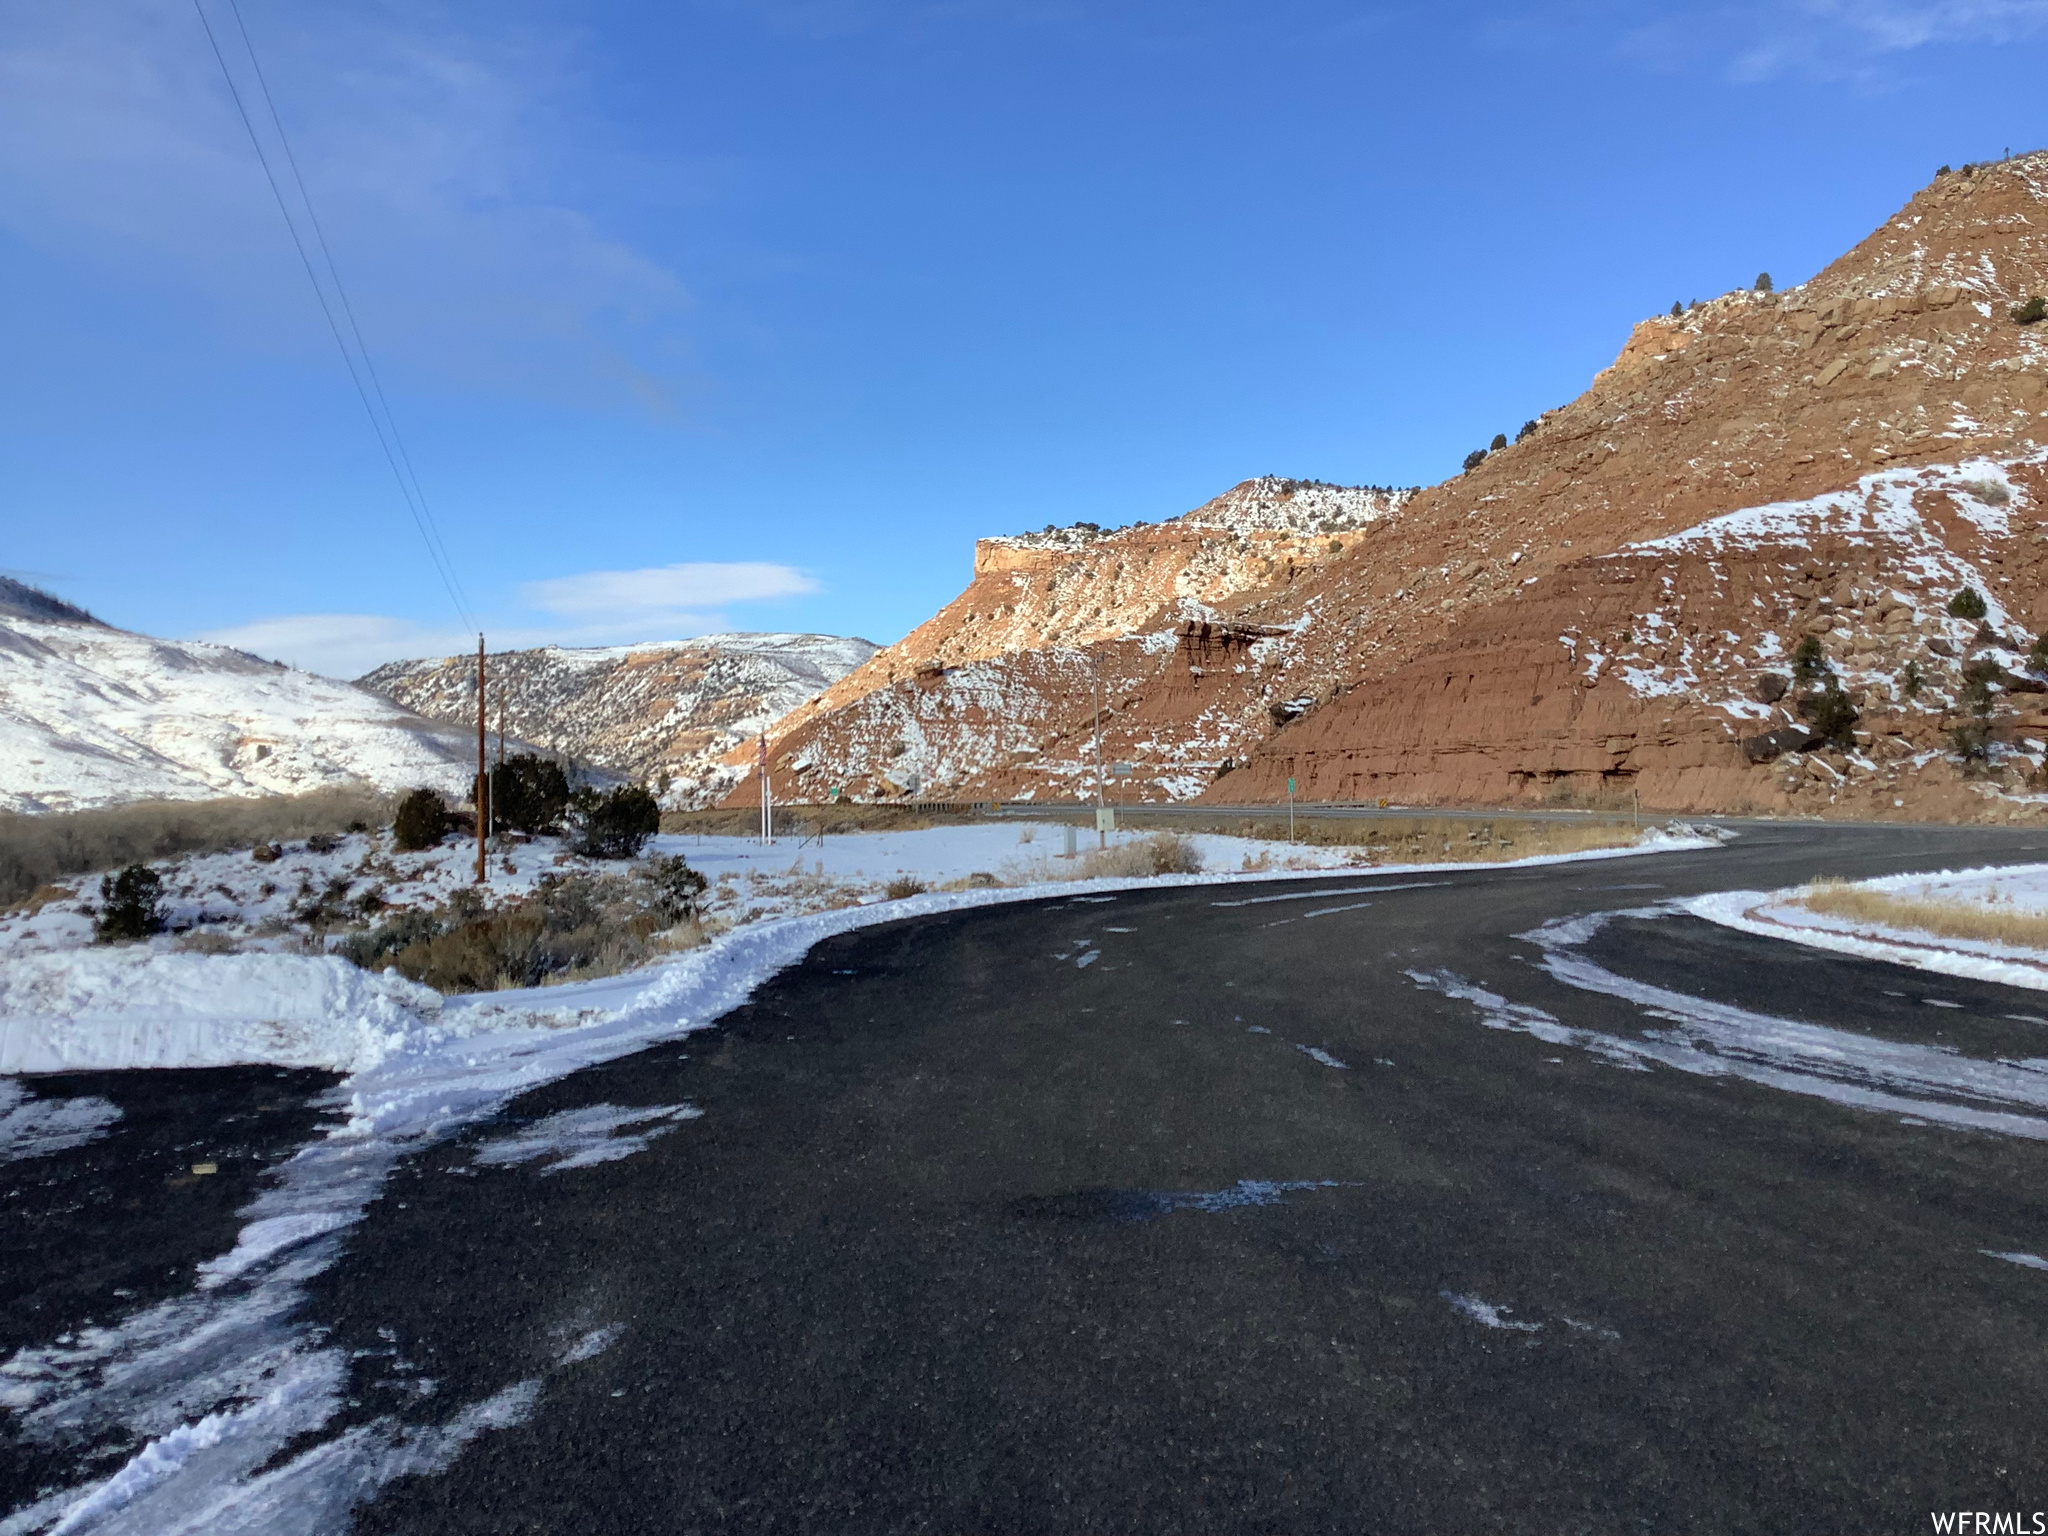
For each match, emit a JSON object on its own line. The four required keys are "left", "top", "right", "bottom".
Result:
{"left": 558, "top": 1326, "right": 623, "bottom": 1366}
{"left": 1440, "top": 1292, "right": 1542, "bottom": 1332}
{"left": 1410, "top": 906, "right": 2048, "bottom": 1139}
{"left": 1403, "top": 970, "right": 1651, "bottom": 1072}
{"left": 0, "top": 1081, "right": 120, "bottom": 1163}
{"left": 1212, "top": 881, "right": 1448, "bottom": 909}
{"left": 1984, "top": 1250, "right": 2048, "bottom": 1272}
{"left": 472, "top": 1104, "right": 702, "bottom": 1174}
{"left": 1295, "top": 1046, "right": 1349, "bottom": 1069}
{"left": 1154, "top": 1179, "right": 1346, "bottom": 1217}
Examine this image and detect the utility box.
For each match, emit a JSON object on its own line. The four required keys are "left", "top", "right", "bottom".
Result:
{"left": 1096, "top": 807, "right": 1116, "bottom": 834}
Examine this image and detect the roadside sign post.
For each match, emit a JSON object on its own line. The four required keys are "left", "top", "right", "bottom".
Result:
{"left": 1092, "top": 655, "right": 1106, "bottom": 849}
{"left": 1288, "top": 776, "right": 1296, "bottom": 841}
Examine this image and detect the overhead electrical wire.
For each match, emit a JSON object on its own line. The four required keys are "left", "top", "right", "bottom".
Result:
{"left": 190, "top": 0, "right": 476, "bottom": 634}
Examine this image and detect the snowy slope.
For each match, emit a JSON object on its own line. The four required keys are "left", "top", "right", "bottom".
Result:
{"left": 0, "top": 612, "right": 475, "bottom": 814}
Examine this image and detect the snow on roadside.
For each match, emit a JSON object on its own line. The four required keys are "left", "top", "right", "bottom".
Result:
{"left": 0, "top": 954, "right": 440, "bottom": 1075}
{"left": 1687, "top": 863, "right": 2048, "bottom": 991}
{"left": 0, "top": 821, "right": 1728, "bottom": 1534}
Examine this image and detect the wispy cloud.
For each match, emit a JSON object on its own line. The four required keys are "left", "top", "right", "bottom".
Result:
{"left": 1497, "top": 0, "right": 2048, "bottom": 84}
{"left": 200, "top": 562, "right": 821, "bottom": 676}
{"left": 525, "top": 562, "right": 818, "bottom": 621}
{"left": 0, "top": 0, "right": 693, "bottom": 410}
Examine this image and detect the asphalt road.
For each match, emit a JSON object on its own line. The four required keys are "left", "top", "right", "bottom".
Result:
{"left": 9, "top": 821, "right": 2048, "bottom": 1533}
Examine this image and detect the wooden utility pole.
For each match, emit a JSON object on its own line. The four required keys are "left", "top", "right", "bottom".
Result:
{"left": 475, "top": 635, "right": 488, "bottom": 883}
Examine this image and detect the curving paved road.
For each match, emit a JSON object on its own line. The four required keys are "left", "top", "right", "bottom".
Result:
{"left": 9, "top": 821, "right": 2048, "bottom": 1532}
{"left": 312, "top": 820, "right": 2048, "bottom": 1534}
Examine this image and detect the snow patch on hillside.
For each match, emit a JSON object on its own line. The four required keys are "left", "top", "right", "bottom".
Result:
{"left": 0, "top": 617, "right": 473, "bottom": 815}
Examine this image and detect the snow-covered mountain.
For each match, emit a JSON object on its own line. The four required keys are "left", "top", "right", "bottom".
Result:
{"left": 0, "top": 580, "right": 475, "bottom": 814}
{"left": 358, "top": 632, "right": 878, "bottom": 807}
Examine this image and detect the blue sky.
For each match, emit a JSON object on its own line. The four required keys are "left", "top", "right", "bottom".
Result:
{"left": 2, "top": 0, "right": 2043, "bottom": 676}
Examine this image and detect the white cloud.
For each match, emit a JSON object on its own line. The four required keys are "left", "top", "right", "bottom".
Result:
{"left": 524, "top": 562, "right": 819, "bottom": 621}
{"left": 0, "top": 1, "right": 693, "bottom": 410}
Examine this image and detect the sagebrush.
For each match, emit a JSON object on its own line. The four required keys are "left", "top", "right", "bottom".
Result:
{"left": 341, "top": 859, "right": 706, "bottom": 993}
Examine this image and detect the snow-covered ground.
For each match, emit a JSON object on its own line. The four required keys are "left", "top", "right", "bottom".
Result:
{"left": 1690, "top": 864, "right": 2048, "bottom": 990}
{"left": 0, "top": 819, "right": 1723, "bottom": 1534}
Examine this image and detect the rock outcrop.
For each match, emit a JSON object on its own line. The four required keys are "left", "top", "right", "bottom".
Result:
{"left": 732, "top": 154, "right": 2048, "bottom": 821}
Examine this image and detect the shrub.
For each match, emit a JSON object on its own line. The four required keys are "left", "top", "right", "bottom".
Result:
{"left": 1139, "top": 831, "right": 1202, "bottom": 875}
{"left": 1754, "top": 271, "right": 1773, "bottom": 293}
{"left": 1902, "top": 658, "right": 1924, "bottom": 699}
{"left": 1515, "top": 419, "right": 1539, "bottom": 442}
{"left": 642, "top": 854, "right": 708, "bottom": 924}
{"left": 490, "top": 754, "right": 570, "bottom": 834}
{"left": 570, "top": 784, "right": 661, "bottom": 860}
{"left": 884, "top": 876, "right": 927, "bottom": 899}
{"left": 393, "top": 788, "right": 451, "bottom": 851}
{"left": 94, "top": 864, "right": 166, "bottom": 943}
{"left": 1947, "top": 586, "right": 1988, "bottom": 621}
{"left": 1798, "top": 683, "right": 1859, "bottom": 750}
{"left": 1961, "top": 656, "right": 2002, "bottom": 715}
{"left": 1076, "top": 832, "right": 1204, "bottom": 880}
{"left": 1951, "top": 718, "right": 1994, "bottom": 766}
{"left": 345, "top": 871, "right": 698, "bottom": 992}
{"left": 1791, "top": 634, "right": 1829, "bottom": 685}
{"left": 2030, "top": 634, "right": 2048, "bottom": 674}
{"left": 1462, "top": 449, "right": 1488, "bottom": 472}
{"left": 2012, "top": 295, "right": 2046, "bottom": 325}
{"left": 338, "top": 907, "right": 442, "bottom": 970}
{"left": 1489, "top": 432, "right": 1508, "bottom": 452}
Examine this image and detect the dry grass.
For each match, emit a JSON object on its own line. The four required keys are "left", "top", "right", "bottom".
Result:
{"left": 1133, "top": 813, "right": 1644, "bottom": 864}
{"left": 661, "top": 803, "right": 994, "bottom": 839}
{"left": 1796, "top": 878, "right": 2048, "bottom": 950}
{"left": 0, "top": 788, "right": 395, "bottom": 907}
{"left": 1077, "top": 832, "right": 1205, "bottom": 879}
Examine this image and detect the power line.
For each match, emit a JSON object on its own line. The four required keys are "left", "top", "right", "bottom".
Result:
{"left": 221, "top": 0, "right": 472, "bottom": 618}
{"left": 190, "top": 0, "right": 475, "bottom": 633}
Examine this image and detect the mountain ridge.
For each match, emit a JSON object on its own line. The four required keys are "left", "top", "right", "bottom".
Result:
{"left": 728, "top": 153, "right": 2048, "bottom": 821}
{"left": 359, "top": 631, "right": 877, "bottom": 807}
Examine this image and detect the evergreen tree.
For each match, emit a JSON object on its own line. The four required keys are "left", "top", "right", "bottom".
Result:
{"left": 95, "top": 865, "right": 166, "bottom": 943}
